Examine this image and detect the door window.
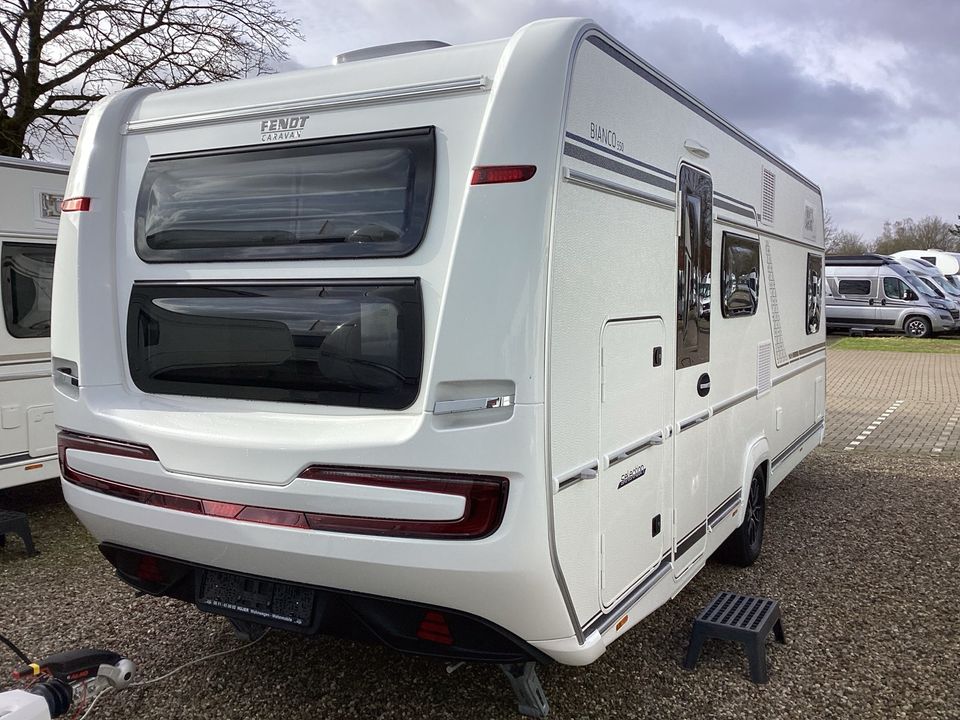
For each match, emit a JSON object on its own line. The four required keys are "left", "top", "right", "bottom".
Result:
{"left": 1, "top": 242, "right": 56, "bottom": 338}
{"left": 883, "top": 277, "right": 912, "bottom": 301}
{"left": 676, "top": 165, "right": 712, "bottom": 368}
{"left": 806, "top": 253, "right": 823, "bottom": 334}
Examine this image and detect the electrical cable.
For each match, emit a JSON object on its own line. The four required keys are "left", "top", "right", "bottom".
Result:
{"left": 76, "top": 687, "right": 111, "bottom": 720}
{"left": 131, "top": 629, "right": 270, "bottom": 688}
{"left": 0, "top": 631, "right": 31, "bottom": 665}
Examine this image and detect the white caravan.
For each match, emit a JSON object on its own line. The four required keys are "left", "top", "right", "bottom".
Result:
{"left": 52, "top": 19, "right": 825, "bottom": 715}
{"left": 1, "top": 157, "right": 66, "bottom": 490}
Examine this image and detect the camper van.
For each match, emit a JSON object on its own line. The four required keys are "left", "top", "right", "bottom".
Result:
{"left": 893, "top": 250, "right": 960, "bottom": 292}
{"left": 52, "top": 19, "right": 825, "bottom": 715}
{"left": 1, "top": 156, "right": 66, "bottom": 490}
{"left": 896, "top": 256, "right": 960, "bottom": 310}
{"left": 826, "top": 255, "right": 955, "bottom": 337}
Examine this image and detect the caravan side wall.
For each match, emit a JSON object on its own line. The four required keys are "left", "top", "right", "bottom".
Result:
{"left": 0, "top": 159, "right": 66, "bottom": 489}
{"left": 547, "top": 31, "right": 825, "bottom": 648}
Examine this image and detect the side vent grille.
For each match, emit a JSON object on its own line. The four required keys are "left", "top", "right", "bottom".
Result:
{"left": 757, "top": 341, "right": 772, "bottom": 396}
{"left": 761, "top": 168, "right": 776, "bottom": 224}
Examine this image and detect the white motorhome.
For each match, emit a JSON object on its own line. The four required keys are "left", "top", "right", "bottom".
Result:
{"left": 52, "top": 19, "right": 825, "bottom": 715}
{"left": 1, "top": 157, "right": 66, "bottom": 490}
{"left": 892, "top": 250, "right": 960, "bottom": 291}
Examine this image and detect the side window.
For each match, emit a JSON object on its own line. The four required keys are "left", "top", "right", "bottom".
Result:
{"left": 676, "top": 165, "right": 712, "bottom": 368}
{"left": 883, "top": 277, "right": 910, "bottom": 300}
{"left": 1, "top": 242, "right": 56, "bottom": 339}
{"left": 720, "top": 234, "right": 760, "bottom": 317}
{"left": 805, "top": 253, "right": 823, "bottom": 335}
{"left": 838, "top": 279, "right": 871, "bottom": 296}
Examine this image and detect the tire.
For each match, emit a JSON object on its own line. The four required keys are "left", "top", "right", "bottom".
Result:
{"left": 718, "top": 466, "right": 766, "bottom": 567}
{"left": 904, "top": 315, "right": 932, "bottom": 338}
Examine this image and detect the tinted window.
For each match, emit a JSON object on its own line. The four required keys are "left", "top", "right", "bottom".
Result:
{"left": 883, "top": 277, "right": 911, "bottom": 300}
{"left": 676, "top": 165, "right": 712, "bottom": 368}
{"left": 136, "top": 128, "right": 435, "bottom": 262}
{"left": 838, "top": 279, "right": 871, "bottom": 296}
{"left": 127, "top": 281, "right": 423, "bottom": 409}
{"left": 806, "top": 253, "right": 822, "bottom": 335}
{"left": 721, "top": 234, "right": 760, "bottom": 317}
{"left": 1, "top": 242, "right": 55, "bottom": 338}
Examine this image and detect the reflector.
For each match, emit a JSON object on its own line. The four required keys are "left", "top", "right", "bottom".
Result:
{"left": 60, "top": 197, "right": 91, "bottom": 212}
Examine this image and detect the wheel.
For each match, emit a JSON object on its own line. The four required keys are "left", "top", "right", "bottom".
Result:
{"left": 904, "top": 315, "right": 932, "bottom": 338}
{"left": 718, "top": 466, "right": 766, "bottom": 567}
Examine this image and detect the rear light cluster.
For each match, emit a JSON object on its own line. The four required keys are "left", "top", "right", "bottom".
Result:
{"left": 58, "top": 431, "right": 508, "bottom": 540}
{"left": 469, "top": 165, "right": 537, "bottom": 185}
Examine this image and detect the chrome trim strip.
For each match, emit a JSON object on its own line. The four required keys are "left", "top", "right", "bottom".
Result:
{"left": 604, "top": 431, "right": 663, "bottom": 468}
{"left": 772, "top": 356, "right": 825, "bottom": 387}
{"left": 771, "top": 419, "right": 825, "bottom": 470}
{"left": 0, "top": 355, "right": 49, "bottom": 366}
{"left": 678, "top": 411, "right": 710, "bottom": 432}
{"left": 584, "top": 553, "right": 672, "bottom": 636}
{"left": 0, "top": 453, "right": 55, "bottom": 468}
{"left": 562, "top": 167, "right": 674, "bottom": 210}
{"left": 708, "top": 490, "right": 741, "bottom": 529}
{"left": 711, "top": 387, "right": 757, "bottom": 415}
{"left": 0, "top": 232, "right": 57, "bottom": 242}
{"left": 126, "top": 76, "right": 490, "bottom": 133}
{"left": 716, "top": 215, "right": 823, "bottom": 252}
{"left": 543, "top": 24, "right": 606, "bottom": 646}
{"left": 0, "top": 369, "right": 52, "bottom": 382}
{"left": 556, "top": 461, "right": 599, "bottom": 492}
{"left": 432, "top": 394, "right": 514, "bottom": 415}
{"left": 0, "top": 157, "right": 68, "bottom": 174}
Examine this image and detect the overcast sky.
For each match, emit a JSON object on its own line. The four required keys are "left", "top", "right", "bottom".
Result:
{"left": 279, "top": 0, "right": 959, "bottom": 242}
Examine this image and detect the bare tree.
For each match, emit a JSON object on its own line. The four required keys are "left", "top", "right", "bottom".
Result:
{"left": 0, "top": 0, "right": 301, "bottom": 158}
{"left": 873, "top": 216, "right": 956, "bottom": 255}
{"left": 826, "top": 229, "right": 868, "bottom": 255}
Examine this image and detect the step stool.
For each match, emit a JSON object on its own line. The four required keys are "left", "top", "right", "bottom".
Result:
{"left": 0, "top": 510, "right": 37, "bottom": 556}
{"left": 683, "top": 591, "right": 785, "bottom": 683}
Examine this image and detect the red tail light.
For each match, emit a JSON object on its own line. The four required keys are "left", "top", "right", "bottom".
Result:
{"left": 470, "top": 165, "right": 537, "bottom": 185}
{"left": 58, "top": 431, "right": 508, "bottom": 540}
{"left": 60, "top": 196, "right": 91, "bottom": 212}
{"left": 299, "top": 466, "right": 508, "bottom": 539}
{"left": 417, "top": 611, "right": 453, "bottom": 645}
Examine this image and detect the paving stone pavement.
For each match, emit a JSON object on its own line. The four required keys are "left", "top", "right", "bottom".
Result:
{"left": 825, "top": 344, "right": 960, "bottom": 456}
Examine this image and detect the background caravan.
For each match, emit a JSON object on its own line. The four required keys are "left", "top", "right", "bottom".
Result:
{"left": 0, "top": 156, "right": 66, "bottom": 490}
{"left": 52, "top": 18, "right": 825, "bottom": 716}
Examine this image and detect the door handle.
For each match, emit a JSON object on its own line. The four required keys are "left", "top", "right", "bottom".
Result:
{"left": 697, "top": 373, "right": 710, "bottom": 397}
{"left": 868, "top": 298, "right": 875, "bottom": 305}
{"left": 880, "top": 299, "right": 887, "bottom": 305}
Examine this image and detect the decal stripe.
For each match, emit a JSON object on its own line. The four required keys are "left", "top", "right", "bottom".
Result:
{"left": 562, "top": 142, "right": 675, "bottom": 191}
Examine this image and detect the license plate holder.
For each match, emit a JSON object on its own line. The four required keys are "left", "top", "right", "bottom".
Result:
{"left": 197, "top": 569, "right": 316, "bottom": 630}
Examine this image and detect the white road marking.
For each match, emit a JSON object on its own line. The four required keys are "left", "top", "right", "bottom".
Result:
{"left": 844, "top": 400, "right": 904, "bottom": 451}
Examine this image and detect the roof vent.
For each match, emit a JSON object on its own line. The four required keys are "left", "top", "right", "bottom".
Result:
{"left": 334, "top": 40, "right": 450, "bottom": 65}
{"left": 760, "top": 167, "right": 776, "bottom": 225}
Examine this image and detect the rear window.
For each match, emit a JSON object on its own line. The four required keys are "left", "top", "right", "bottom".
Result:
{"left": 135, "top": 128, "right": 435, "bottom": 262}
{"left": 127, "top": 281, "right": 423, "bottom": 409}
{"left": 1, "top": 242, "right": 55, "bottom": 338}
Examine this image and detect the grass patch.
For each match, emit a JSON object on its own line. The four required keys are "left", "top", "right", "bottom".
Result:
{"left": 832, "top": 335, "right": 960, "bottom": 354}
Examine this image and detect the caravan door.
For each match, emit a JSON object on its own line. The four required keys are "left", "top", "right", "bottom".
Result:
{"left": 598, "top": 318, "right": 666, "bottom": 608}
{"left": 673, "top": 165, "right": 713, "bottom": 576}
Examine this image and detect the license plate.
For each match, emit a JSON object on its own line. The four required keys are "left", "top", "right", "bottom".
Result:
{"left": 197, "top": 570, "right": 316, "bottom": 629}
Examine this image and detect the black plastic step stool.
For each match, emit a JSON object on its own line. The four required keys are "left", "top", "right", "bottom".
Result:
{"left": 683, "top": 591, "right": 785, "bottom": 683}
{"left": 0, "top": 510, "right": 37, "bottom": 556}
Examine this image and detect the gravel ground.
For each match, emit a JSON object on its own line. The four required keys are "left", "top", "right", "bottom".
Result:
{"left": 1, "top": 449, "right": 958, "bottom": 719}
